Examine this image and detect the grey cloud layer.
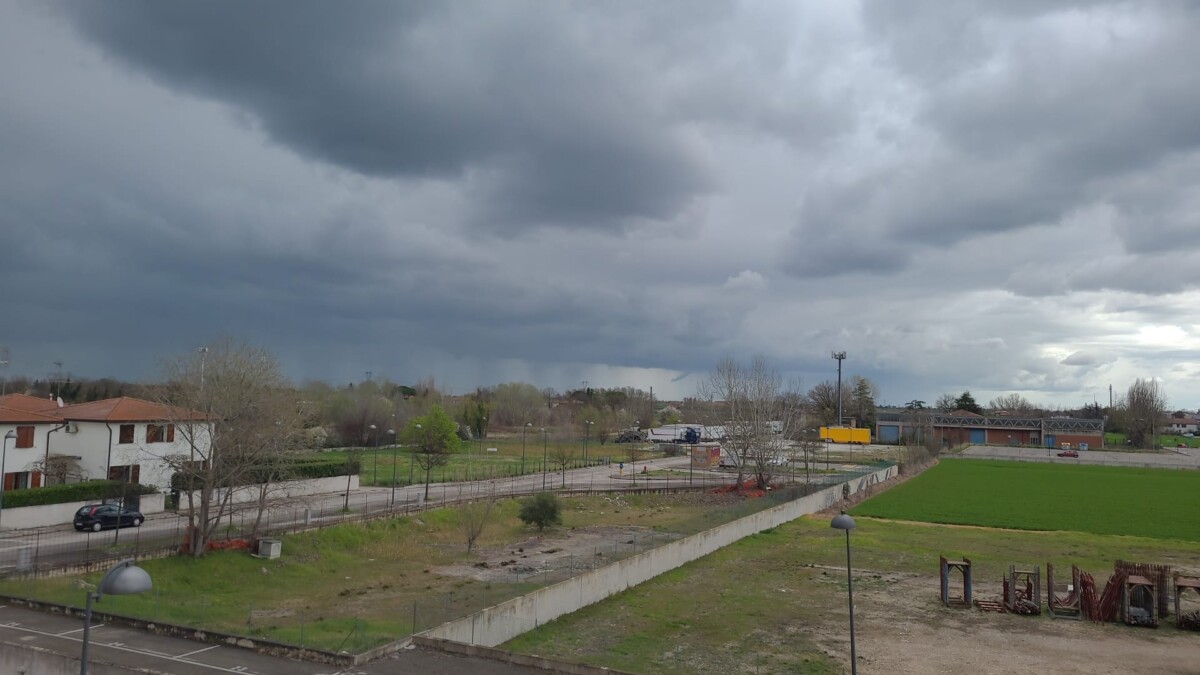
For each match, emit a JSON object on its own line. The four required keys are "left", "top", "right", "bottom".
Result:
{"left": 3, "top": 2, "right": 1199, "bottom": 406}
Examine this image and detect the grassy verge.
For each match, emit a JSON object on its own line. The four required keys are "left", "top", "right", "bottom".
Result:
{"left": 504, "top": 515, "right": 1200, "bottom": 672}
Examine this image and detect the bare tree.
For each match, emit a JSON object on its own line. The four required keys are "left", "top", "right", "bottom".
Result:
{"left": 551, "top": 430, "right": 573, "bottom": 487}
{"left": 152, "top": 338, "right": 311, "bottom": 558}
{"left": 935, "top": 392, "right": 958, "bottom": 412}
{"left": 987, "top": 393, "right": 1037, "bottom": 415}
{"left": 805, "top": 381, "right": 845, "bottom": 427}
{"left": 457, "top": 484, "right": 497, "bottom": 553}
{"left": 702, "top": 357, "right": 801, "bottom": 491}
{"left": 1123, "top": 378, "right": 1167, "bottom": 448}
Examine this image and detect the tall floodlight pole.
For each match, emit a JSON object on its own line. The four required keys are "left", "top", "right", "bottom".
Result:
{"left": 832, "top": 351, "right": 847, "bottom": 427}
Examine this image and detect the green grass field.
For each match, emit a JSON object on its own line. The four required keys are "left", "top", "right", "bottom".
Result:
{"left": 851, "top": 459, "right": 1200, "bottom": 540}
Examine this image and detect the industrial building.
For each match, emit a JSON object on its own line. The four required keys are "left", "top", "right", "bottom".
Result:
{"left": 875, "top": 409, "right": 1105, "bottom": 449}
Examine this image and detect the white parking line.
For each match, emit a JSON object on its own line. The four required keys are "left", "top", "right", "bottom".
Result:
{"left": 0, "top": 621, "right": 259, "bottom": 673}
{"left": 178, "top": 644, "right": 221, "bottom": 658}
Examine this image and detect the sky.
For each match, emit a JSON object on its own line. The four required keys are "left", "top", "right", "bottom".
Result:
{"left": 2, "top": 1, "right": 1199, "bottom": 408}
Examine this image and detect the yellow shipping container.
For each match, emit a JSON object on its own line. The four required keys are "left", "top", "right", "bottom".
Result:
{"left": 819, "top": 426, "right": 870, "bottom": 444}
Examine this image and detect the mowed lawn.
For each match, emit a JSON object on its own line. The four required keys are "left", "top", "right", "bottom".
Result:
{"left": 851, "top": 459, "right": 1200, "bottom": 541}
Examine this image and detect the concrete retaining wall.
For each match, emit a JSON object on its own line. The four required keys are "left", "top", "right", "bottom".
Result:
{"left": 424, "top": 465, "right": 896, "bottom": 647}
{"left": 0, "top": 643, "right": 139, "bottom": 675}
{"left": 413, "top": 636, "right": 637, "bottom": 674}
{"left": 4, "top": 493, "right": 165, "bottom": 530}
{"left": 183, "top": 475, "right": 358, "bottom": 508}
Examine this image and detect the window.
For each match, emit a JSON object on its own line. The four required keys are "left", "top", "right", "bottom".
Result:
{"left": 15, "top": 426, "right": 34, "bottom": 449}
{"left": 119, "top": 424, "right": 134, "bottom": 444}
{"left": 146, "top": 423, "right": 176, "bottom": 444}
{"left": 108, "top": 464, "right": 141, "bottom": 483}
{"left": 2, "top": 471, "right": 41, "bottom": 491}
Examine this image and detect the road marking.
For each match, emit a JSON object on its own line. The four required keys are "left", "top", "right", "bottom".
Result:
{"left": 178, "top": 644, "right": 220, "bottom": 658}
{"left": 0, "top": 621, "right": 262, "bottom": 673}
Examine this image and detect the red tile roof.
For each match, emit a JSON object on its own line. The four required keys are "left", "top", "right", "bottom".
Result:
{"left": 0, "top": 394, "right": 61, "bottom": 414}
{"left": 0, "top": 406, "right": 63, "bottom": 424}
{"left": 56, "top": 397, "right": 209, "bottom": 422}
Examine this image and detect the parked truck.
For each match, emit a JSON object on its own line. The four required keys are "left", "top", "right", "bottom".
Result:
{"left": 819, "top": 426, "right": 870, "bottom": 444}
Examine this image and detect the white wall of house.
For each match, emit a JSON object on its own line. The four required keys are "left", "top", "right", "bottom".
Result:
{"left": 63, "top": 421, "right": 212, "bottom": 492}
{"left": 0, "top": 423, "right": 58, "bottom": 484}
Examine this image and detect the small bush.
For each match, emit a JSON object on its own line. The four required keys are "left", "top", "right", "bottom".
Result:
{"left": 519, "top": 492, "right": 562, "bottom": 531}
{"left": 3, "top": 480, "right": 156, "bottom": 508}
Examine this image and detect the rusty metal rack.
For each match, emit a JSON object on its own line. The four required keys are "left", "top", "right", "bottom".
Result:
{"left": 1003, "top": 564, "right": 1041, "bottom": 615}
{"left": 1173, "top": 573, "right": 1200, "bottom": 631}
{"left": 1121, "top": 574, "right": 1158, "bottom": 627}
{"left": 1047, "top": 563, "right": 1082, "bottom": 620}
{"left": 940, "top": 555, "right": 973, "bottom": 608}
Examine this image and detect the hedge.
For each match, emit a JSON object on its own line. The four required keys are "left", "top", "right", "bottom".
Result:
{"left": 170, "top": 455, "right": 357, "bottom": 491}
{"left": 4, "top": 480, "right": 157, "bottom": 509}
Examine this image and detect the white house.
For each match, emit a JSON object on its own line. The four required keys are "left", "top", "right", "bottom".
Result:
{"left": 0, "top": 394, "right": 211, "bottom": 492}
{"left": 0, "top": 394, "right": 63, "bottom": 490}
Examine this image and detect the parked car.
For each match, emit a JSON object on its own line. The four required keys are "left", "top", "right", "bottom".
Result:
{"left": 1057, "top": 449, "right": 1079, "bottom": 458}
{"left": 73, "top": 504, "right": 143, "bottom": 532}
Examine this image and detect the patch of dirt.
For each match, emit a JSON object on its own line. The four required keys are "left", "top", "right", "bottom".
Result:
{"left": 804, "top": 567, "right": 1200, "bottom": 674}
{"left": 433, "top": 526, "right": 672, "bottom": 582}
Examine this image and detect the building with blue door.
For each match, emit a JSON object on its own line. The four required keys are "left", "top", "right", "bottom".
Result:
{"left": 876, "top": 409, "right": 1104, "bottom": 448}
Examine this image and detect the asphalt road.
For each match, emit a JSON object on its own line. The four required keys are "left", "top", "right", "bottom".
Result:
{"left": 959, "top": 444, "right": 1200, "bottom": 469}
{"left": 0, "top": 602, "right": 545, "bottom": 674}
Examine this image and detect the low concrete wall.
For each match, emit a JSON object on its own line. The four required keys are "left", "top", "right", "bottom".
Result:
{"left": 4, "top": 493, "right": 165, "bottom": 530}
{"left": 0, "top": 643, "right": 140, "bottom": 675}
{"left": 183, "top": 475, "right": 358, "bottom": 508}
{"left": 423, "top": 465, "right": 896, "bottom": 647}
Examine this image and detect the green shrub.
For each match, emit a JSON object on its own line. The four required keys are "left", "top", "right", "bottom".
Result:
{"left": 519, "top": 492, "right": 562, "bottom": 531}
{"left": 4, "top": 480, "right": 156, "bottom": 508}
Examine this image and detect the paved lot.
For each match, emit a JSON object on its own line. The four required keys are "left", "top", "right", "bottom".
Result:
{"left": 959, "top": 444, "right": 1200, "bottom": 469}
{"left": 0, "top": 604, "right": 542, "bottom": 674}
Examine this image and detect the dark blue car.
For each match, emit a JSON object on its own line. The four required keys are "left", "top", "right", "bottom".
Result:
{"left": 73, "top": 504, "right": 143, "bottom": 532}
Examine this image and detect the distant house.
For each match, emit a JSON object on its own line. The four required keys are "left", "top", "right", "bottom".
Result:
{"left": 0, "top": 394, "right": 212, "bottom": 492}
{"left": 1164, "top": 412, "right": 1198, "bottom": 435}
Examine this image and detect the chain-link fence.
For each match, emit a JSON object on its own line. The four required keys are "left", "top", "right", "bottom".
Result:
{"left": 0, "top": 460, "right": 894, "bottom": 655}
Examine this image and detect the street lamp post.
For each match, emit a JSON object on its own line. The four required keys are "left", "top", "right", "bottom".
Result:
{"left": 831, "top": 511, "right": 858, "bottom": 675}
{"left": 409, "top": 423, "right": 421, "bottom": 487}
{"left": 521, "top": 422, "right": 531, "bottom": 475}
{"left": 832, "top": 351, "right": 847, "bottom": 427}
{"left": 81, "top": 559, "right": 153, "bottom": 674}
{"left": 368, "top": 424, "right": 377, "bottom": 485}
{"left": 583, "top": 420, "right": 593, "bottom": 466}
{"left": 387, "top": 428, "right": 397, "bottom": 507}
{"left": 541, "top": 427, "right": 548, "bottom": 490}
{"left": 1, "top": 430, "right": 14, "bottom": 528}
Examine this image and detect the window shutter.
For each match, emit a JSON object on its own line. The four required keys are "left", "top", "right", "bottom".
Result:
{"left": 31, "top": 472, "right": 42, "bottom": 488}
{"left": 2, "top": 474, "right": 13, "bottom": 491}
{"left": 132, "top": 465, "right": 141, "bottom": 484}
{"left": 166, "top": 424, "right": 175, "bottom": 442}
{"left": 16, "top": 426, "right": 34, "bottom": 449}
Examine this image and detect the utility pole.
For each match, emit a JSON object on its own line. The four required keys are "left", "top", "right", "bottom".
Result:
{"left": 0, "top": 346, "right": 8, "bottom": 396}
{"left": 198, "top": 347, "right": 209, "bottom": 391}
{"left": 832, "top": 352, "right": 847, "bottom": 427}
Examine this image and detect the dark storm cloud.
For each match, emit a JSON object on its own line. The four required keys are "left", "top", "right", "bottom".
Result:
{"left": 57, "top": 1, "right": 712, "bottom": 232}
